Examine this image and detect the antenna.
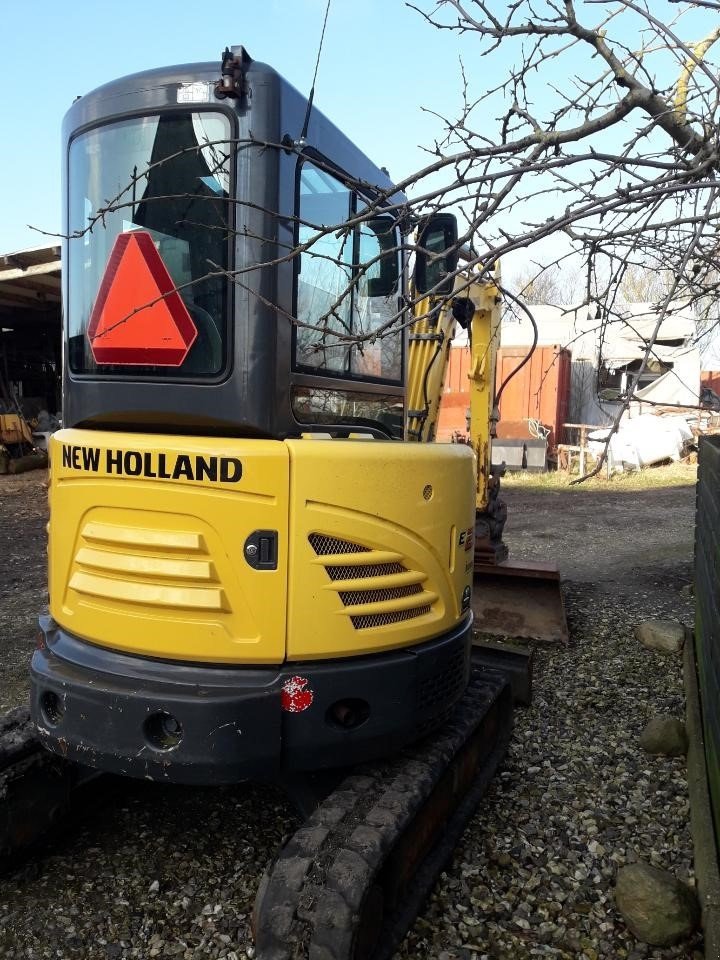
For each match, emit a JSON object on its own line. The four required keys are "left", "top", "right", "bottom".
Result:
{"left": 298, "top": 0, "right": 332, "bottom": 145}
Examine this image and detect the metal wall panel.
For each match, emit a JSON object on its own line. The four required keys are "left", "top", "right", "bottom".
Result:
{"left": 695, "top": 436, "right": 720, "bottom": 838}
{"left": 495, "top": 345, "right": 571, "bottom": 453}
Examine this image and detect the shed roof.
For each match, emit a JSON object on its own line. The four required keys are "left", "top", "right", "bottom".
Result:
{"left": 0, "top": 244, "right": 61, "bottom": 326}
{"left": 499, "top": 301, "right": 697, "bottom": 362}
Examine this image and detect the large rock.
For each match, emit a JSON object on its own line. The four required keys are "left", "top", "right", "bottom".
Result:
{"left": 615, "top": 861, "right": 699, "bottom": 945}
{"left": 634, "top": 620, "right": 685, "bottom": 654}
{"left": 640, "top": 716, "right": 688, "bottom": 757}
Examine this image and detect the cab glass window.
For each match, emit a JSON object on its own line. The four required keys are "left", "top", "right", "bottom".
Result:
{"left": 295, "top": 167, "right": 352, "bottom": 372}
{"left": 294, "top": 161, "right": 401, "bottom": 383}
{"left": 351, "top": 218, "right": 401, "bottom": 380}
{"left": 292, "top": 387, "right": 405, "bottom": 438}
{"left": 67, "top": 111, "right": 232, "bottom": 377}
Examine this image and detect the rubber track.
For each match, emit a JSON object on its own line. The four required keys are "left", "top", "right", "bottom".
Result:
{"left": 254, "top": 667, "right": 512, "bottom": 960}
{"left": 0, "top": 706, "right": 40, "bottom": 768}
{"left": 0, "top": 705, "right": 93, "bottom": 868}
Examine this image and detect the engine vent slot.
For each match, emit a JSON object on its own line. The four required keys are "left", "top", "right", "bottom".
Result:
{"left": 338, "top": 583, "right": 423, "bottom": 606}
{"left": 308, "top": 533, "right": 436, "bottom": 630}
{"left": 308, "top": 534, "right": 370, "bottom": 556}
{"left": 351, "top": 606, "right": 433, "bottom": 629}
{"left": 325, "top": 562, "right": 405, "bottom": 581}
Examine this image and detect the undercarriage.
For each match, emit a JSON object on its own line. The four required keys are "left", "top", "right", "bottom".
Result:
{"left": 0, "top": 657, "right": 523, "bottom": 960}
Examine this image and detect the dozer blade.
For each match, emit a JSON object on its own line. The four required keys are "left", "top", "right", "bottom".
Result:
{"left": 472, "top": 558, "right": 569, "bottom": 644}
{"left": 253, "top": 666, "right": 513, "bottom": 960}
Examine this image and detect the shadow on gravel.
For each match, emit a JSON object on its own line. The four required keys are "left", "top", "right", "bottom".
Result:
{"left": 502, "top": 482, "right": 696, "bottom": 588}
{"left": 1, "top": 776, "right": 299, "bottom": 957}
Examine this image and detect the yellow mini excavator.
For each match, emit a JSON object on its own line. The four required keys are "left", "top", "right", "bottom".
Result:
{"left": 0, "top": 47, "right": 553, "bottom": 960}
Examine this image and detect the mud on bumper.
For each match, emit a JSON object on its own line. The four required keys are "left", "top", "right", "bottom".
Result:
{"left": 30, "top": 616, "right": 471, "bottom": 784}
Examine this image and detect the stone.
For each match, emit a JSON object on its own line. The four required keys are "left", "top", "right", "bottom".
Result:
{"left": 640, "top": 716, "right": 688, "bottom": 757}
{"left": 634, "top": 620, "right": 685, "bottom": 654}
{"left": 615, "top": 861, "right": 699, "bottom": 945}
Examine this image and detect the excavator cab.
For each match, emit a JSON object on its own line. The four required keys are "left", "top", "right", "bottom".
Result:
{"left": 30, "top": 49, "right": 479, "bottom": 785}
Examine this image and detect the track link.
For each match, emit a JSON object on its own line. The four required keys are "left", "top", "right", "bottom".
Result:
{"left": 254, "top": 666, "right": 513, "bottom": 960}
{"left": 0, "top": 705, "right": 96, "bottom": 869}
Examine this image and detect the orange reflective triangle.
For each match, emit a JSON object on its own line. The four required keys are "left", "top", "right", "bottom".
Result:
{"left": 87, "top": 231, "right": 197, "bottom": 366}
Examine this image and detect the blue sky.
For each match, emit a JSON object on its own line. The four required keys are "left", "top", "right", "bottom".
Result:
{"left": 1, "top": 0, "right": 717, "bottom": 274}
{"left": 0, "top": 0, "right": 477, "bottom": 253}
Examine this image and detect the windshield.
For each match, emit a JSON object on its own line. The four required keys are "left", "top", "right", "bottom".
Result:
{"left": 67, "top": 111, "right": 232, "bottom": 377}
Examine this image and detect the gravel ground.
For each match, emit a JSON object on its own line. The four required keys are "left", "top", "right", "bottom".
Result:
{"left": 0, "top": 467, "right": 701, "bottom": 959}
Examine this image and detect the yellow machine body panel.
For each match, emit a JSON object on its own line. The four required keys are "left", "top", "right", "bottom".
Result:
{"left": 286, "top": 439, "right": 475, "bottom": 660}
{"left": 48, "top": 430, "right": 475, "bottom": 666}
{"left": 49, "top": 428, "right": 290, "bottom": 664}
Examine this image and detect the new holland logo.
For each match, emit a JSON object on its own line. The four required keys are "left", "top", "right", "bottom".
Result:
{"left": 61, "top": 444, "right": 242, "bottom": 483}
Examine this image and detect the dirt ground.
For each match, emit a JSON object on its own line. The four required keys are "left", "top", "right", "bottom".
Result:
{"left": 0, "top": 472, "right": 50, "bottom": 714}
{"left": 502, "top": 474, "right": 696, "bottom": 589}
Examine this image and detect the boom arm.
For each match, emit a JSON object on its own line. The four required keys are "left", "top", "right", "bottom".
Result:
{"left": 406, "top": 293, "right": 455, "bottom": 444}
{"left": 407, "top": 273, "right": 502, "bottom": 512}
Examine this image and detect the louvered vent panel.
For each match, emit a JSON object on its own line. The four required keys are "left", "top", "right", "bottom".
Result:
{"left": 308, "top": 534, "right": 370, "bottom": 556}
{"left": 69, "top": 520, "right": 228, "bottom": 612}
{"left": 309, "top": 533, "right": 435, "bottom": 630}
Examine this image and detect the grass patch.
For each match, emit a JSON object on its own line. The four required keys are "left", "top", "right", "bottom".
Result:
{"left": 502, "top": 460, "right": 697, "bottom": 491}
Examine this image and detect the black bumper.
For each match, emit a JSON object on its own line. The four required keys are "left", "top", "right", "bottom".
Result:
{"left": 30, "top": 617, "right": 471, "bottom": 784}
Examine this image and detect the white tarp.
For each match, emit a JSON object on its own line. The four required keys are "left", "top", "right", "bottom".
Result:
{"left": 609, "top": 304, "right": 695, "bottom": 344}
{"left": 587, "top": 414, "right": 693, "bottom": 470}
{"left": 633, "top": 345, "right": 701, "bottom": 407}
{"left": 500, "top": 301, "right": 697, "bottom": 362}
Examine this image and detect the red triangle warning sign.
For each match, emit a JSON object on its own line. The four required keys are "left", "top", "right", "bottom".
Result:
{"left": 87, "top": 231, "right": 198, "bottom": 366}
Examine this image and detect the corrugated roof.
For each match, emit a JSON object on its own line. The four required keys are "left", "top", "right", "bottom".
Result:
{"left": 499, "top": 301, "right": 697, "bottom": 361}
{"left": 0, "top": 244, "right": 61, "bottom": 324}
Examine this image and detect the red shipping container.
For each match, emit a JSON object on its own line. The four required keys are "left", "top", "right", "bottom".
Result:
{"left": 435, "top": 346, "right": 472, "bottom": 441}
{"left": 436, "top": 344, "right": 572, "bottom": 452}
{"left": 495, "top": 345, "right": 571, "bottom": 453}
{"left": 701, "top": 371, "right": 720, "bottom": 395}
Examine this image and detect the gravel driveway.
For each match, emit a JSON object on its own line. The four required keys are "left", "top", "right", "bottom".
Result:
{"left": 0, "top": 469, "right": 700, "bottom": 959}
